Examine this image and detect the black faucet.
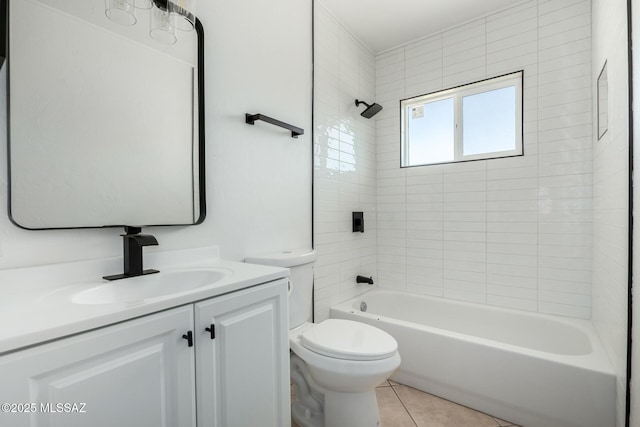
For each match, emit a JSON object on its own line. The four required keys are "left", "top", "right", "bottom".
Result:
{"left": 103, "top": 226, "right": 159, "bottom": 281}
{"left": 356, "top": 275, "right": 374, "bottom": 285}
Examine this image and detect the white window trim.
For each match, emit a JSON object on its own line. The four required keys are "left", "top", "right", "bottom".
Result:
{"left": 400, "top": 71, "right": 523, "bottom": 167}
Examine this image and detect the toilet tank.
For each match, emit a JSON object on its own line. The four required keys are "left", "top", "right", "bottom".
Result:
{"left": 244, "top": 249, "right": 316, "bottom": 329}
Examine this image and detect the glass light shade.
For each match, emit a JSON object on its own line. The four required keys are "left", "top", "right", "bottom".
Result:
{"left": 105, "top": 0, "right": 137, "bottom": 26}
{"left": 150, "top": 1, "right": 177, "bottom": 45}
{"left": 169, "top": 0, "right": 196, "bottom": 31}
{"left": 134, "top": 0, "right": 153, "bottom": 10}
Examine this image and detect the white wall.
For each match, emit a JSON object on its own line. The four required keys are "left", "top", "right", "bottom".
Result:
{"left": 313, "top": 1, "right": 377, "bottom": 321}
{"left": 591, "top": 0, "right": 629, "bottom": 425}
{"left": 0, "top": 0, "right": 312, "bottom": 270}
{"left": 374, "top": 0, "right": 594, "bottom": 319}
{"left": 203, "top": 0, "right": 312, "bottom": 261}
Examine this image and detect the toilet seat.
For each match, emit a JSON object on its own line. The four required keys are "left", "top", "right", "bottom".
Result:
{"left": 289, "top": 320, "right": 401, "bottom": 394}
{"left": 300, "top": 319, "right": 397, "bottom": 361}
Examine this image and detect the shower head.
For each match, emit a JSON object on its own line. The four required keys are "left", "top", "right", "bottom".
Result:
{"left": 355, "top": 99, "right": 383, "bottom": 119}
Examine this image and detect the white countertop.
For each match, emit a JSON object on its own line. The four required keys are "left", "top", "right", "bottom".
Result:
{"left": 0, "top": 247, "right": 289, "bottom": 355}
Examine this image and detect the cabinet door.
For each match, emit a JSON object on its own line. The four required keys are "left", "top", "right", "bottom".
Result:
{"left": 195, "top": 279, "right": 290, "bottom": 427}
{"left": 0, "top": 306, "right": 196, "bottom": 427}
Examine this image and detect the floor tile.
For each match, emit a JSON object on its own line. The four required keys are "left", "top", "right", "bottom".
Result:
{"left": 376, "top": 386, "right": 417, "bottom": 427}
{"left": 392, "top": 385, "right": 500, "bottom": 427}
{"left": 292, "top": 379, "right": 520, "bottom": 427}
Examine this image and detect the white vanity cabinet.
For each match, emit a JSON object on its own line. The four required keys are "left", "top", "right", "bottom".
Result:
{"left": 195, "top": 278, "right": 290, "bottom": 427}
{"left": 0, "top": 278, "right": 289, "bottom": 427}
{"left": 0, "top": 305, "right": 197, "bottom": 427}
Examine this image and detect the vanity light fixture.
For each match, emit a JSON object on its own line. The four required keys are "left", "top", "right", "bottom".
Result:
{"left": 169, "top": 0, "right": 197, "bottom": 31}
{"left": 105, "top": 0, "right": 197, "bottom": 45}
{"left": 105, "top": 0, "right": 137, "bottom": 26}
{"left": 135, "top": 0, "right": 153, "bottom": 9}
{"left": 149, "top": 0, "right": 177, "bottom": 45}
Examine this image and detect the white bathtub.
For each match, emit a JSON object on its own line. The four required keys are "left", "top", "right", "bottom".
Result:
{"left": 330, "top": 289, "right": 616, "bottom": 427}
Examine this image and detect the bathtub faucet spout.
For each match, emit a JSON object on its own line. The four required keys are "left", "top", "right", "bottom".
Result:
{"left": 356, "top": 275, "right": 374, "bottom": 285}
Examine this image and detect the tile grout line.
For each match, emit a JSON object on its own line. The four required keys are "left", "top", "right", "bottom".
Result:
{"left": 389, "top": 384, "right": 419, "bottom": 427}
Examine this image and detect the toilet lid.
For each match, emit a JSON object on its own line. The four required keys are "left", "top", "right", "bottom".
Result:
{"left": 300, "top": 319, "right": 398, "bottom": 361}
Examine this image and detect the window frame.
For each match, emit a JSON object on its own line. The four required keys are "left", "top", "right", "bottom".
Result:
{"left": 400, "top": 70, "right": 524, "bottom": 168}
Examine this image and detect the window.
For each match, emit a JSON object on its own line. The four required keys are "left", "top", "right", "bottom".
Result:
{"left": 401, "top": 71, "right": 523, "bottom": 167}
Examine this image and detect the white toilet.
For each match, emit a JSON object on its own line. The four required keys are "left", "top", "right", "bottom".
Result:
{"left": 245, "top": 249, "right": 400, "bottom": 427}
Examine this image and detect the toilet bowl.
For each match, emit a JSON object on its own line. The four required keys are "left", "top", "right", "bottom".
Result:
{"left": 245, "top": 250, "right": 401, "bottom": 427}
{"left": 290, "top": 320, "right": 400, "bottom": 427}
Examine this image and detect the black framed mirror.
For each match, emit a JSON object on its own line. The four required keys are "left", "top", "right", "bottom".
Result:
{"left": 3, "top": 0, "right": 205, "bottom": 229}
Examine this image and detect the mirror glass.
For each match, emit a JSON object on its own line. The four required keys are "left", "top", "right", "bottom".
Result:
{"left": 597, "top": 61, "right": 608, "bottom": 140}
{"left": 6, "top": 0, "right": 204, "bottom": 229}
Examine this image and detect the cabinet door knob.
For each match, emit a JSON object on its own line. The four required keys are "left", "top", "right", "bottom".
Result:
{"left": 205, "top": 324, "right": 215, "bottom": 339}
{"left": 182, "top": 331, "right": 193, "bottom": 347}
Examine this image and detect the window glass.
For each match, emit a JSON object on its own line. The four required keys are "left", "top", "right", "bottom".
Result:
{"left": 462, "top": 86, "right": 516, "bottom": 156}
{"left": 400, "top": 71, "right": 523, "bottom": 167}
{"left": 407, "top": 98, "right": 455, "bottom": 165}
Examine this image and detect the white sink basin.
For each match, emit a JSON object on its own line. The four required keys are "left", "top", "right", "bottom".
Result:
{"left": 72, "top": 268, "right": 231, "bottom": 305}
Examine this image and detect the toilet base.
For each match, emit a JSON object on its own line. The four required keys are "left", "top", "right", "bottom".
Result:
{"left": 292, "top": 388, "right": 381, "bottom": 427}
{"left": 291, "top": 353, "right": 382, "bottom": 427}
{"left": 291, "top": 353, "right": 324, "bottom": 427}
{"left": 324, "top": 390, "right": 380, "bottom": 427}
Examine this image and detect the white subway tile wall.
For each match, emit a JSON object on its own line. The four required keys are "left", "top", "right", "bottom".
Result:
{"left": 315, "top": 0, "right": 596, "bottom": 320}
{"left": 313, "top": 2, "right": 377, "bottom": 321}
{"left": 373, "top": 0, "right": 593, "bottom": 318}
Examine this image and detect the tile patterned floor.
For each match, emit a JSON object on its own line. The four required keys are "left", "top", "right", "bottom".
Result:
{"left": 376, "top": 381, "right": 520, "bottom": 427}
{"left": 292, "top": 380, "right": 521, "bottom": 427}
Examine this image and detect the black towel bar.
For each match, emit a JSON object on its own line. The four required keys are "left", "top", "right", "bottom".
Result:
{"left": 245, "top": 113, "right": 304, "bottom": 138}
